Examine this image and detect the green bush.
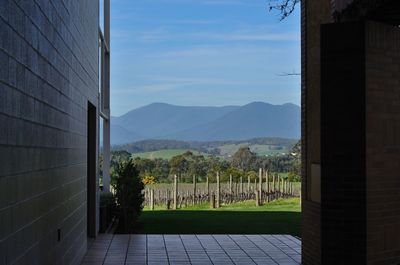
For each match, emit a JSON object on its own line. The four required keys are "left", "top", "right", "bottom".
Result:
{"left": 99, "top": 192, "right": 116, "bottom": 232}
{"left": 100, "top": 192, "right": 115, "bottom": 207}
{"left": 111, "top": 159, "right": 144, "bottom": 233}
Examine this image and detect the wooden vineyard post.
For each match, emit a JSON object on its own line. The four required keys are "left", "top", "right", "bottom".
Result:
{"left": 185, "top": 190, "right": 189, "bottom": 207}
{"left": 247, "top": 175, "right": 250, "bottom": 198}
{"left": 206, "top": 176, "right": 210, "bottom": 199}
{"left": 272, "top": 174, "right": 276, "bottom": 194}
{"left": 173, "top": 174, "right": 178, "bottom": 210}
{"left": 266, "top": 170, "right": 270, "bottom": 202}
{"left": 150, "top": 189, "right": 154, "bottom": 211}
{"left": 286, "top": 180, "right": 289, "bottom": 196}
{"left": 235, "top": 182, "right": 238, "bottom": 202}
{"left": 255, "top": 190, "right": 260, "bottom": 206}
{"left": 193, "top": 175, "right": 197, "bottom": 205}
{"left": 229, "top": 174, "right": 233, "bottom": 203}
{"left": 210, "top": 193, "right": 216, "bottom": 208}
{"left": 286, "top": 179, "right": 289, "bottom": 196}
{"left": 166, "top": 190, "right": 171, "bottom": 209}
{"left": 216, "top": 172, "right": 220, "bottom": 208}
{"left": 166, "top": 189, "right": 171, "bottom": 209}
{"left": 291, "top": 182, "right": 294, "bottom": 196}
{"left": 277, "top": 175, "right": 280, "bottom": 197}
{"left": 286, "top": 181, "right": 289, "bottom": 196}
{"left": 258, "top": 168, "right": 263, "bottom": 203}
{"left": 287, "top": 180, "right": 289, "bottom": 196}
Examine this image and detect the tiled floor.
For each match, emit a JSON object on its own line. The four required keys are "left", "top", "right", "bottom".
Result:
{"left": 82, "top": 234, "right": 301, "bottom": 265}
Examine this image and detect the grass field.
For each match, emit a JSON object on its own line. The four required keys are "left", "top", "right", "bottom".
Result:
{"left": 138, "top": 198, "right": 301, "bottom": 236}
{"left": 131, "top": 144, "right": 290, "bottom": 160}
{"left": 218, "top": 143, "right": 289, "bottom": 157}
{"left": 132, "top": 149, "right": 207, "bottom": 160}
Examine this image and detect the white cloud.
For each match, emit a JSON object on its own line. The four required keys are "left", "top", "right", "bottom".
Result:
{"left": 112, "top": 75, "right": 251, "bottom": 96}
{"left": 133, "top": 24, "right": 299, "bottom": 43}
{"left": 170, "top": 19, "right": 218, "bottom": 25}
{"left": 157, "top": 0, "right": 254, "bottom": 6}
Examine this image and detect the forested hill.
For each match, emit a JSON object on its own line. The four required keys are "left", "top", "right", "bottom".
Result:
{"left": 111, "top": 102, "right": 300, "bottom": 145}
{"left": 112, "top": 137, "right": 298, "bottom": 156}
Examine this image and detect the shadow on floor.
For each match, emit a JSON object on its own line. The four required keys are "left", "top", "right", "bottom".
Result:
{"left": 136, "top": 211, "right": 301, "bottom": 236}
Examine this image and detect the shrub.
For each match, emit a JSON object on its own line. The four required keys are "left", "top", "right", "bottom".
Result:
{"left": 99, "top": 192, "right": 116, "bottom": 232}
{"left": 142, "top": 175, "right": 156, "bottom": 185}
{"left": 111, "top": 159, "right": 144, "bottom": 233}
{"left": 100, "top": 192, "right": 115, "bottom": 207}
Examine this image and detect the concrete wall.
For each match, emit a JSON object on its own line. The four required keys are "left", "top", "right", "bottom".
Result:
{"left": 0, "top": 0, "right": 99, "bottom": 264}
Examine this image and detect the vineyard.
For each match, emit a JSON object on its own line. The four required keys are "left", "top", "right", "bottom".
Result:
{"left": 144, "top": 169, "right": 300, "bottom": 210}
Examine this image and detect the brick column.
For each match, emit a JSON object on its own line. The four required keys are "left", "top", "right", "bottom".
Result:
{"left": 320, "top": 20, "right": 400, "bottom": 264}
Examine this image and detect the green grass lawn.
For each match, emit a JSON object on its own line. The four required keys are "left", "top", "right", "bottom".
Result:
{"left": 218, "top": 143, "right": 289, "bottom": 157}
{"left": 137, "top": 198, "right": 301, "bottom": 236}
{"left": 132, "top": 149, "right": 207, "bottom": 160}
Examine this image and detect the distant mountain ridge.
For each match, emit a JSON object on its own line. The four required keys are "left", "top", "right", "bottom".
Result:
{"left": 111, "top": 102, "right": 300, "bottom": 145}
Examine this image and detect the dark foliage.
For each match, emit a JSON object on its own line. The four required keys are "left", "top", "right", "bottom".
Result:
{"left": 110, "top": 144, "right": 300, "bottom": 184}
{"left": 100, "top": 192, "right": 116, "bottom": 208}
{"left": 111, "top": 160, "right": 144, "bottom": 233}
{"left": 231, "top": 147, "right": 257, "bottom": 172}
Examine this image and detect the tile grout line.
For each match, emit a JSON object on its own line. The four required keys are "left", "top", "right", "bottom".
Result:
{"left": 179, "top": 235, "right": 193, "bottom": 265}
{"left": 227, "top": 235, "right": 258, "bottom": 265}
{"left": 261, "top": 235, "right": 300, "bottom": 264}
{"left": 181, "top": 235, "right": 213, "bottom": 265}
{"left": 195, "top": 235, "right": 215, "bottom": 265}
{"left": 162, "top": 234, "right": 171, "bottom": 265}
{"left": 243, "top": 235, "right": 279, "bottom": 265}
{"left": 283, "top": 234, "right": 302, "bottom": 247}
{"left": 124, "top": 235, "right": 131, "bottom": 265}
{"left": 272, "top": 235, "right": 301, "bottom": 255}
{"left": 145, "top": 234, "right": 148, "bottom": 265}
{"left": 211, "top": 235, "right": 237, "bottom": 265}
{"left": 102, "top": 234, "right": 115, "bottom": 265}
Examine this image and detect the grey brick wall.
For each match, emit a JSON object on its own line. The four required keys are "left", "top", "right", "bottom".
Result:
{"left": 0, "top": 1, "right": 99, "bottom": 264}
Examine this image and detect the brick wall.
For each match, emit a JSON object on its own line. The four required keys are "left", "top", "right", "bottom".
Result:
{"left": 0, "top": 1, "right": 99, "bottom": 264}
{"left": 301, "top": 0, "right": 331, "bottom": 264}
{"left": 317, "top": 20, "right": 400, "bottom": 264}
{"left": 320, "top": 21, "right": 367, "bottom": 264}
{"left": 365, "top": 21, "right": 400, "bottom": 265}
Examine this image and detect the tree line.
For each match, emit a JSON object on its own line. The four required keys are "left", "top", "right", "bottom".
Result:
{"left": 107, "top": 140, "right": 301, "bottom": 184}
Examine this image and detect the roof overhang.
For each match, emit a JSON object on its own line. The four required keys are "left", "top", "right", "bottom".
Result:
{"left": 332, "top": 0, "right": 400, "bottom": 25}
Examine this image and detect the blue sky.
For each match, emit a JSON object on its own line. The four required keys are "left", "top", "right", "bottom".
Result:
{"left": 110, "top": 0, "right": 300, "bottom": 116}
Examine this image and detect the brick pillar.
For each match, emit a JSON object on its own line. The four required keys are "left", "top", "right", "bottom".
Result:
{"left": 320, "top": 20, "right": 400, "bottom": 264}
{"left": 321, "top": 21, "right": 366, "bottom": 264}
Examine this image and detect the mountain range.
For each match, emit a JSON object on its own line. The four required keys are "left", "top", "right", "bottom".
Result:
{"left": 110, "top": 102, "right": 300, "bottom": 145}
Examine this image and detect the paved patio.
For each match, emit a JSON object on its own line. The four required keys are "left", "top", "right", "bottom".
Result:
{"left": 82, "top": 234, "right": 301, "bottom": 265}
